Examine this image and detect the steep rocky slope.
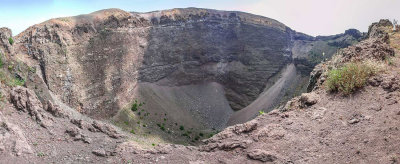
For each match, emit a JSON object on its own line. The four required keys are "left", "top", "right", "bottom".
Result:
{"left": 8, "top": 8, "right": 362, "bottom": 136}
{"left": 0, "top": 18, "right": 398, "bottom": 163}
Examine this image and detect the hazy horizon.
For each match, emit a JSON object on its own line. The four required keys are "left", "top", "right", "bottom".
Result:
{"left": 1, "top": 0, "right": 399, "bottom": 36}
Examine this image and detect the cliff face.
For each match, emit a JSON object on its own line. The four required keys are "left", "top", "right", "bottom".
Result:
{"left": 12, "top": 8, "right": 361, "bottom": 130}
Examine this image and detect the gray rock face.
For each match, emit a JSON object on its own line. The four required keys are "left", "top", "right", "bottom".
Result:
{"left": 0, "top": 27, "right": 13, "bottom": 54}
{"left": 10, "top": 86, "right": 52, "bottom": 128}
{"left": 368, "top": 19, "right": 393, "bottom": 41}
{"left": 12, "top": 8, "right": 361, "bottom": 129}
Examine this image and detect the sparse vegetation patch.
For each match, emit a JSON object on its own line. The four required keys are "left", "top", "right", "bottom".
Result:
{"left": 0, "top": 70, "right": 25, "bottom": 87}
{"left": 326, "top": 62, "right": 375, "bottom": 95}
{"left": 37, "top": 152, "right": 46, "bottom": 157}
{"left": 131, "top": 100, "right": 144, "bottom": 112}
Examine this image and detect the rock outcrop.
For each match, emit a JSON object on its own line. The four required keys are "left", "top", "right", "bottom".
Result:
{"left": 307, "top": 19, "right": 395, "bottom": 92}
{"left": 10, "top": 86, "right": 52, "bottom": 128}
{"left": 1, "top": 86, "right": 126, "bottom": 163}
{"left": 0, "top": 27, "right": 13, "bottom": 55}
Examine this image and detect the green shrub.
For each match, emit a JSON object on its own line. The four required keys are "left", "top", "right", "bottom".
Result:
{"left": 8, "top": 37, "right": 14, "bottom": 45}
{"left": 179, "top": 126, "right": 184, "bottom": 131}
{"left": 0, "top": 70, "right": 25, "bottom": 87}
{"left": 0, "top": 53, "right": 3, "bottom": 67}
{"left": 37, "top": 152, "right": 45, "bottom": 157}
{"left": 258, "top": 110, "right": 265, "bottom": 115}
{"left": 385, "top": 56, "right": 394, "bottom": 65}
{"left": 130, "top": 100, "right": 144, "bottom": 112}
{"left": 325, "top": 62, "right": 374, "bottom": 95}
{"left": 29, "top": 66, "right": 36, "bottom": 73}
{"left": 15, "top": 79, "right": 25, "bottom": 86}
{"left": 0, "top": 92, "right": 4, "bottom": 104}
{"left": 8, "top": 65, "right": 13, "bottom": 71}
{"left": 0, "top": 71, "right": 7, "bottom": 84}
{"left": 208, "top": 133, "right": 215, "bottom": 138}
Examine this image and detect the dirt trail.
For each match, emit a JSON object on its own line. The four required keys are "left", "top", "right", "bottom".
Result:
{"left": 228, "top": 63, "right": 297, "bottom": 125}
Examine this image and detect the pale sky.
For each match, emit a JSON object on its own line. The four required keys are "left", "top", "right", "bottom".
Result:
{"left": 0, "top": 0, "right": 399, "bottom": 36}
